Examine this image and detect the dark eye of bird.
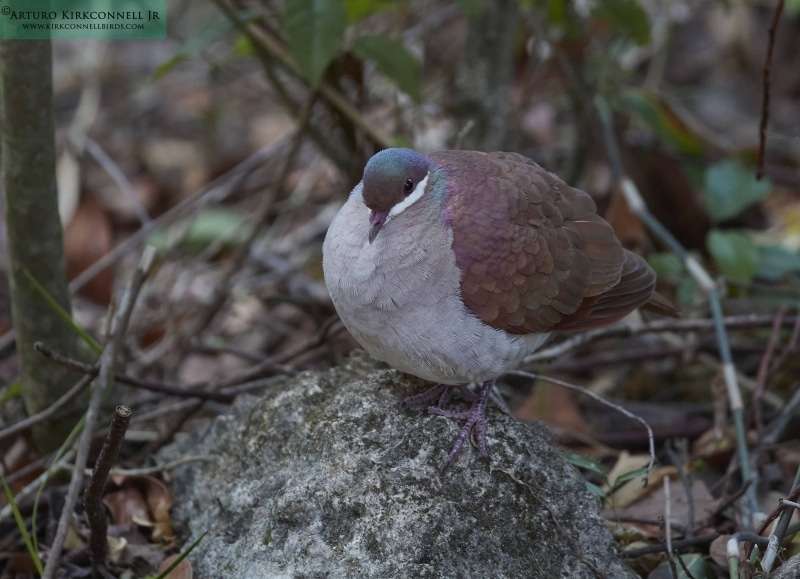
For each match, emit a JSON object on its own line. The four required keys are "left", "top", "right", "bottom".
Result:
{"left": 404, "top": 178, "right": 414, "bottom": 194}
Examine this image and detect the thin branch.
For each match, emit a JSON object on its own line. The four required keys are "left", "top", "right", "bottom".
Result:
{"left": 665, "top": 442, "right": 695, "bottom": 539}
{"left": 525, "top": 314, "right": 800, "bottom": 364}
{"left": 765, "top": 381, "right": 800, "bottom": 444}
{"left": 84, "top": 405, "right": 131, "bottom": 574}
{"left": 83, "top": 136, "right": 151, "bottom": 226}
{"left": 102, "top": 456, "right": 210, "bottom": 478}
{"left": 757, "top": 0, "right": 785, "bottom": 179}
{"left": 183, "top": 92, "right": 318, "bottom": 342}
{"left": 663, "top": 477, "right": 680, "bottom": 579}
{"left": 43, "top": 247, "right": 155, "bottom": 579}
{"left": 753, "top": 307, "right": 785, "bottom": 443}
{"left": 594, "top": 96, "right": 758, "bottom": 528}
{"left": 622, "top": 533, "right": 719, "bottom": 558}
{"left": 35, "top": 342, "right": 237, "bottom": 402}
{"left": 0, "top": 374, "right": 91, "bottom": 444}
{"left": 69, "top": 137, "right": 288, "bottom": 294}
{"left": 760, "top": 467, "right": 800, "bottom": 573}
{"left": 0, "top": 449, "right": 76, "bottom": 525}
{"left": 508, "top": 370, "right": 655, "bottom": 484}
{"left": 212, "top": 0, "right": 393, "bottom": 150}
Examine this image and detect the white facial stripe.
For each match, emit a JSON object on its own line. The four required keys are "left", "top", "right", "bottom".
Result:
{"left": 387, "top": 172, "right": 430, "bottom": 220}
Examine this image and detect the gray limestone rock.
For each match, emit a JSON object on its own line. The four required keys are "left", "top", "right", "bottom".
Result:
{"left": 162, "top": 352, "right": 636, "bottom": 578}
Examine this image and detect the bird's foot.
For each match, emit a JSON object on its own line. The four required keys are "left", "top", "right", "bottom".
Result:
{"left": 428, "top": 380, "right": 494, "bottom": 465}
{"left": 403, "top": 383, "right": 452, "bottom": 408}
{"left": 404, "top": 383, "right": 480, "bottom": 411}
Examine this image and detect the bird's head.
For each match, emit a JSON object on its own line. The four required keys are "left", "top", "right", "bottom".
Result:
{"left": 361, "top": 148, "right": 432, "bottom": 243}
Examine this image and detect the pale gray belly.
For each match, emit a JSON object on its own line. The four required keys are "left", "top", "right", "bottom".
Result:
{"left": 322, "top": 197, "right": 547, "bottom": 384}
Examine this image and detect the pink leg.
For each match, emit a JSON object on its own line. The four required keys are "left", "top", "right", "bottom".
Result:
{"left": 403, "top": 383, "right": 451, "bottom": 408}
{"left": 428, "top": 380, "right": 494, "bottom": 465}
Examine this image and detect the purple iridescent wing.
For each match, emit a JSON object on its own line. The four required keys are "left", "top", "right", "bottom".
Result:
{"left": 433, "top": 150, "right": 656, "bottom": 334}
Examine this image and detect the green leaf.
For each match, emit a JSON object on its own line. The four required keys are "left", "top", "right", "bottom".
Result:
{"left": 647, "top": 252, "right": 697, "bottom": 305}
{"left": 647, "top": 253, "right": 683, "bottom": 282}
{"left": 707, "top": 229, "right": 759, "bottom": 285}
{"left": 0, "top": 382, "right": 22, "bottom": 406}
{"left": 620, "top": 89, "right": 705, "bottom": 156}
{"left": 593, "top": 0, "right": 651, "bottom": 45}
{"left": 23, "top": 269, "right": 102, "bottom": 355}
{"left": 233, "top": 35, "right": 255, "bottom": 58}
{"left": 343, "top": 0, "right": 396, "bottom": 22}
{"left": 548, "top": 0, "right": 566, "bottom": 26}
{"left": 1, "top": 473, "right": 44, "bottom": 575}
{"left": 154, "top": 531, "right": 208, "bottom": 579}
{"left": 352, "top": 35, "right": 421, "bottom": 102}
{"left": 148, "top": 208, "right": 251, "bottom": 253}
{"left": 612, "top": 466, "right": 649, "bottom": 487}
{"left": 284, "top": 0, "right": 347, "bottom": 88}
{"left": 755, "top": 244, "right": 800, "bottom": 281}
{"left": 585, "top": 481, "right": 607, "bottom": 499}
{"left": 703, "top": 159, "right": 771, "bottom": 222}
{"left": 565, "top": 451, "right": 606, "bottom": 476}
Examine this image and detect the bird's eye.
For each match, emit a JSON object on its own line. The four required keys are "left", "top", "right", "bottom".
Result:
{"left": 403, "top": 178, "right": 414, "bottom": 193}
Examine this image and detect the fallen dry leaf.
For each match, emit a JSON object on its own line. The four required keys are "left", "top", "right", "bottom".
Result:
{"left": 604, "top": 452, "right": 676, "bottom": 509}
{"left": 64, "top": 195, "right": 113, "bottom": 304}
{"left": 158, "top": 554, "right": 193, "bottom": 579}
{"left": 106, "top": 475, "right": 175, "bottom": 543}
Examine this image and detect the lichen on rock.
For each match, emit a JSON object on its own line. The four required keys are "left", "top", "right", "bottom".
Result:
{"left": 162, "top": 351, "right": 636, "bottom": 578}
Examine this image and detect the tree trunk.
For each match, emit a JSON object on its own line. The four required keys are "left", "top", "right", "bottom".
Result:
{"left": 0, "top": 40, "right": 82, "bottom": 451}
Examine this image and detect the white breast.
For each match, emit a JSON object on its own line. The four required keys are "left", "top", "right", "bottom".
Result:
{"left": 322, "top": 187, "right": 548, "bottom": 385}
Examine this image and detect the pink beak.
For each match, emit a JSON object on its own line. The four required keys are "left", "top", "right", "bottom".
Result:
{"left": 368, "top": 209, "right": 389, "bottom": 243}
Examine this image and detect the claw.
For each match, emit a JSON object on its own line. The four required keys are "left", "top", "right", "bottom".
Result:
{"left": 440, "top": 380, "right": 494, "bottom": 466}
{"left": 403, "top": 383, "right": 450, "bottom": 407}
{"left": 405, "top": 380, "right": 496, "bottom": 465}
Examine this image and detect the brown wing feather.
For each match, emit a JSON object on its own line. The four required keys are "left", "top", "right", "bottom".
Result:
{"left": 437, "top": 150, "right": 656, "bottom": 335}
{"left": 552, "top": 251, "right": 656, "bottom": 331}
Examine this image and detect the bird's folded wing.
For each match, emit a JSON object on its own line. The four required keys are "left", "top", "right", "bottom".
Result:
{"left": 439, "top": 150, "right": 659, "bottom": 335}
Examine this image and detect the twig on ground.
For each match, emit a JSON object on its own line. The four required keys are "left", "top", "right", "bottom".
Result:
{"left": 765, "top": 382, "right": 800, "bottom": 444}
{"left": 43, "top": 247, "right": 155, "bottom": 579}
{"left": 760, "top": 467, "right": 800, "bottom": 573}
{"left": 747, "top": 482, "right": 800, "bottom": 561}
{"left": 595, "top": 96, "right": 758, "bottom": 528}
{"left": 84, "top": 405, "right": 131, "bottom": 573}
{"left": 622, "top": 534, "right": 719, "bottom": 558}
{"left": 665, "top": 442, "right": 695, "bottom": 539}
{"left": 35, "top": 342, "right": 237, "bottom": 403}
{"left": 663, "top": 476, "right": 680, "bottom": 579}
{"left": 753, "top": 307, "right": 786, "bottom": 443}
{"left": 0, "top": 374, "right": 91, "bottom": 444}
{"left": 525, "top": 315, "right": 800, "bottom": 364}
{"left": 508, "top": 370, "right": 655, "bottom": 484}
{"left": 0, "top": 449, "right": 76, "bottom": 526}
